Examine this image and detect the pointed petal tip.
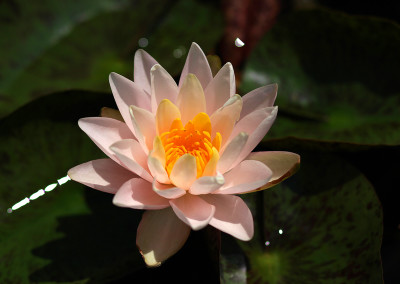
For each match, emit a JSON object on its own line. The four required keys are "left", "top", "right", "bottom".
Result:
{"left": 191, "top": 42, "right": 200, "bottom": 48}
{"left": 181, "top": 73, "right": 199, "bottom": 83}
{"left": 222, "top": 94, "right": 242, "bottom": 108}
{"left": 246, "top": 151, "right": 300, "bottom": 192}
{"left": 129, "top": 105, "right": 138, "bottom": 117}
{"left": 136, "top": 208, "right": 191, "bottom": 267}
{"left": 77, "top": 117, "right": 98, "bottom": 131}
{"left": 135, "top": 48, "right": 145, "bottom": 55}
{"left": 238, "top": 131, "right": 248, "bottom": 139}
{"left": 222, "top": 62, "right": 233, "bottom": 70}
{"left": 140, "top": 250, "right": 162, "bottom": 267}
{"left": 112, "top": 195, "right": 125, "bottom": 208}
{"left": 216, "top": 175, "right": 225, "bottom": 185}
{"left": 150, "top": 63, "right": 162, "bottom": 72}
{"left": 237, "top": 231, "right": 253, "bottom": 241}
{"left": 108, "top": 71, "right": 119, "bottom": 82}
{"left": 271, "top": 106, "right": 278, "bottom": 116}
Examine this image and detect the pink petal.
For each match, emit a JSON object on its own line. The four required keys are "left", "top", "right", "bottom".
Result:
{"left": 68, "top": 159, "right": 134, "bottom": 194}
{"left": 218, "top": 132, "right": 248, "bottom": 174}
{"left": 78, "top": 117, "right": 134, "bottom": 164}
{"left": 179, "top": 42, "right": 213, "bottom": 91}
{"left": 129, "top": 105, "right": 156, "bottom": 153}
{"left": 170, "top": 154, "right": 197, "bottom": 190}
{"left": 155, "top": 99, "right": 181, "bottom": 135}
{"left": 110, "top": 139, "right": 152, "bottom": 182}
{"left": 134, "top": 49, "right": 159, "bottom": 95}
{"left": 176, "top": 74, "right": 206, "bottom": 125}
{"left": 214, "top": 160, "right": 272, "bottom": 195}
{"left": 204, "top": 62, "right": 235, "bottom": 115}
{"left": 147, "top": 156, "right": 170, "bottom": 184}
{"left": 150, "top": 64, "right": 179, "bottom": 114}
{"left": 170, "top": 194, "right": 215, "bottom": 230}
{"left": 228, "top": 106, "right": 278, "bottom": 168}
{"left": 153, "top": 180, "right": 187, "bottom": 199}
{"left": 246, "top": 151, "right": 300, "bottom": 191}
{"left": 137, "top": 208, "right": 190, "bottom": 267}
{"left": 113, "top": 178, "right": 170, "bottom": 209}
{"left": 189, "top": 175, "right": 225, "bottom": 195}
{"left": 202, "top": 194, "right": 254, "bottom": 241}
{"left": 210, "top": 94, "right": 243, "bottom": 147}
{"left": 109, "top": 72, "right": 151, "bottom": 134}
{"left": 240, "top": 84, "right": 277, "bottom": 119}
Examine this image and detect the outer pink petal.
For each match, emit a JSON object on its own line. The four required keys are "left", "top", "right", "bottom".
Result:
{"left": 137, "top": 208, "right": 190, "bottom": 267}
{"left": 68, "top": 159, "right": 133, "bottom": 194}
{"left": 246, "top": 151, "right": 301, "bottom": 191}
{"left": 152, "top": 180, "right": 186, "bottom": 199}
{"left": 113, "top": 178, "right": 170, "bottom": 209}
{"left": 214, "top": 160, "right": 272, "bottom": 195}
{"left": 78, "top": 117, "right": 134, "bottom": 165}
{"left": 150, "top": 64, "right": 179, "bottom": 114}
{"left": 179, "top": 42, "right": 213, "bottom": 91}
{"left": 134, "top": 49, "right": 159, "bottom": 95}
{"left": 204, "top": 62, "right": 235, "bottom": 115}
{"left": 109, "top": 72, "right": 151, "bottom": 135}
{"left": 170, "top": 194, "right": 215, "bottom": 230}
{"left": 110, "top": 139, "right": 152, "bottom": 182}
{"left": 240, "top": 84, "right": 277, "bottom": 119}
{"left": 202, "top": 194, "right": 254, "bottom": 241}
{"left": 228, "top": 106, "right": 278, "bottom": 168}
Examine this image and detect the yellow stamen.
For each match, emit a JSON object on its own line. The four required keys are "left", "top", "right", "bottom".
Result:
{"left": 158, "top": 111, "right": 220, "bottom": 178}
{"left": 212, "top": 132, "right": 222, "bottom": 152}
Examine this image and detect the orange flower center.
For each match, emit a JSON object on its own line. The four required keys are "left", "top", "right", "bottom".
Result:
{"left": 159, "top": 112, "right": 221, "bottom": 178}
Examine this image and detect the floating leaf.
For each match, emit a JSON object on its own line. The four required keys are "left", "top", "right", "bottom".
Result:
{"left": 236, "top": 139, "right": 384, "bottom": 283}
{"left": 0, "top": 0, "right": 223, "bottom": 118}
{"left": 241, "top": 9, "right": 400, "bottom": 145}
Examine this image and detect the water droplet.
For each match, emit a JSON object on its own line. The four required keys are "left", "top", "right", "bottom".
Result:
{"left": 235, "top": 38, "right": 245, "bottom": 47}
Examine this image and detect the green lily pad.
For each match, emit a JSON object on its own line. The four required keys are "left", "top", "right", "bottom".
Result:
{"left": 241, "top": 9, "right": 400, "bottom": 145}
{"left": 0, "top": 90, "right": 219, "bottom": 283}
{"left": 0, "top": 0, "right": 222, "bottom": 119}
{"left": 236, "top": 140, "right": 383, "bottom": 283}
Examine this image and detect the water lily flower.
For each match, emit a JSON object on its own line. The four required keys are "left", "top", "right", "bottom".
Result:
{"left": 68, "top": 43, "right": 300, "bottom": 267}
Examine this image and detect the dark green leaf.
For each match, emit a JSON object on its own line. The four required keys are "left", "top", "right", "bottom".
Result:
{"left": 236, "top": 139, "right": 384, "bottom": 283}
{"left": 241, "top": 9, "right": 400, "bottom": 145}
{"left": 0, "top": 0, "right": 222, "bottom": 119}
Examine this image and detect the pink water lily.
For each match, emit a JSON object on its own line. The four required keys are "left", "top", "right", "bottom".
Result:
{"left": 68, "top": 43, "right": 299, "bottom": 267}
